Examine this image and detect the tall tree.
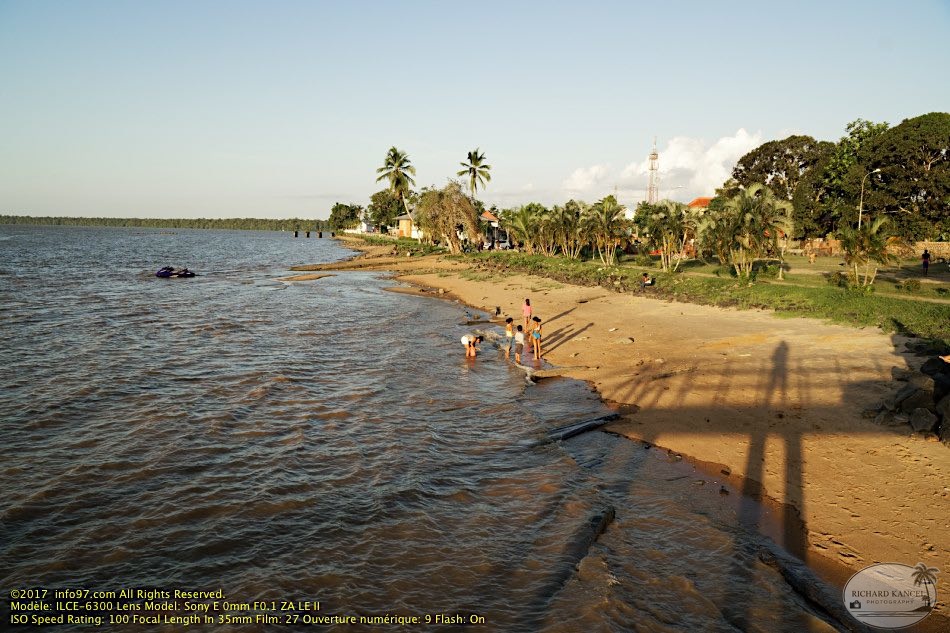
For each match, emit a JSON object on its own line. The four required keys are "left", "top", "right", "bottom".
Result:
{"left": 367, "top": 189, "right": 403, "bottom": 230}
{"left": 457, "top": 148, "right": 492, "bottom": 198}
{"left": 732, "top": 135, "right": 835, "bottom": 201}
{"left": 328, "top": 203, "right": 363, "bottom": 230}
{"left": 792, "top": 118, "right": 890, "bottom": 237}
{"left": 413, "top": 181, "right": 480, "bottom": 254}
{"left": 855, "top": 112, "right": 950, "bottom": 240}
{"left": 824, "top": 119, "right": 890, "bottom": 191}
{"left": 375, "top": 147, "right": 416, "bottom": 213}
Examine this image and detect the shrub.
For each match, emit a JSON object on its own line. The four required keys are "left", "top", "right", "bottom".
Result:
{"left": 826, "top": 271, "right": 850, "bottom": 288}
{"left": 903, "top": 279, "right": 922, "bottom": 293}
{"left": 633, "top": 254, "right": 655, "bottom": 267}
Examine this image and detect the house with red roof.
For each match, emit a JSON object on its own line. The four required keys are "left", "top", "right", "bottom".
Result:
{"left": 687, "top": 197, "right": 713, "bottom": 209}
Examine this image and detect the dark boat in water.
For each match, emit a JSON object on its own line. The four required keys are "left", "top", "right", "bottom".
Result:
{"left": 156, "top": 266, "right": 195, "bottom": 278}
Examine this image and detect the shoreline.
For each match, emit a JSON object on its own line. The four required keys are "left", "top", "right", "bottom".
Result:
{"left": 300, "top": 236, "right": 949, "bottom": 627}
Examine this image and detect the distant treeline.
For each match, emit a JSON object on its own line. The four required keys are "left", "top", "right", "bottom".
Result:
{"left": 0, "top": 215, "right": 331, "bottom": 231}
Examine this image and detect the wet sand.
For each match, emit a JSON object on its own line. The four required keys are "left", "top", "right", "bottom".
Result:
{"left": 294, "top": 237, "right": 950, "bottom": 624}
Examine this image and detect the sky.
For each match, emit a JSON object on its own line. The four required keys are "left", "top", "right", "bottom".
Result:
{"left": 1, "top": 0, "right": 948, "bottom": 219}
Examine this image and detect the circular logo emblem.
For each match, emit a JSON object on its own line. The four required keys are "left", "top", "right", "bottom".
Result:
{"left": 843, "top": 562, "right": 939, "bottom": 629}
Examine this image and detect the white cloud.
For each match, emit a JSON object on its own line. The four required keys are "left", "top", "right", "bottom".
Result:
{"left": 619, "top": 129, "right": 762, "bottom": 201}
{"left": 562, "top": 163, "right": 612, "bottom": 192}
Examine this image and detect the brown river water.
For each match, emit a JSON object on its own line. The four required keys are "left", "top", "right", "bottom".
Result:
{"left": 0, "top": 226, "right": 851, "bottom": 631}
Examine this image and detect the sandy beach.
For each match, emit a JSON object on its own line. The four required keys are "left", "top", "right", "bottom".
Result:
{"left": 294, "top": 236, "right": 949, "bottom": 623}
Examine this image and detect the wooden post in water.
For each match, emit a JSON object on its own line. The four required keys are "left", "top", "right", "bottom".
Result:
{"left": 318, "top": 231, "right": 323, "bottom": 238}
{"left": 305, "top": 231, "right": 310, "bottom": 238}
{"left": 294, "top": 230, "right": 298, "bottom": 238}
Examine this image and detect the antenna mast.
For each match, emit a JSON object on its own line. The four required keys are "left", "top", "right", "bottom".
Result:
{"left": 646, "top": 137, "right": 659, "bottom": 204}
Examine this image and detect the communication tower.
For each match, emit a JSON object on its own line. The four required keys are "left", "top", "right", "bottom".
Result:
{"left": 646, "top": 137, "right": 659, "bottom": 204}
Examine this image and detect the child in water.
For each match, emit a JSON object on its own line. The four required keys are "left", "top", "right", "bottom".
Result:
{"left": 461, "top": 334, "right": 483, "bottom": 358}
{"left": 504, "top": 317, "right": 514, "bottom": 358}
{"left": 513, "top": 325, "right": 525, "bottom": 364}
{"left": 531, "top": 316, "right": 542, "bottom": 359}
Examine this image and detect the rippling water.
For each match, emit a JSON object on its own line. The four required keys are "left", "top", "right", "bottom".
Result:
{"left": 1, "top": 226, "right": 843, "bottom": 631}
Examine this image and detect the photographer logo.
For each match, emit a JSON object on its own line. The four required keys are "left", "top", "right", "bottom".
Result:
{"left": 843, "top": 562, "right": 939, "bottom": 629}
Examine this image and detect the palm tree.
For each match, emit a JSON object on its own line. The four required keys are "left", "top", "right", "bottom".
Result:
{"left": 583, "top": 195, "right": 627, "bottom": 266}
{"left": 640, "top": 200, "right": 688, "bottom": 272}
{"left": 722, "top": 184, "right": 793, "bottom": 279}
{"left": 838, "top": 216, "right": 899, "bottom": 287}
{"left": 551, "top": 200, "right": 587, "bottom": 259}
{"left": 457, "top": 148, "right": 492, "bottom": 198}
{"left": 376, "top": 147, "right": 416, "bottom": 213}
{"left": 911, "top": 563, "right": 939, "bottom": 608}
{"left": 501, "top": 205, "right": 539, "bottom": 254}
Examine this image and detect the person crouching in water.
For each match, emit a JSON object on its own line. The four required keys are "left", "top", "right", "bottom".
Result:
{"left": 462, "top": 334, "right": 484, "bottom": 358}
{"left": 504, "top": 317, "right": 514, "bottom": 358}
{"left": 513, "top": 325, "right": 525, "bottom": 364}
{"left": 530, "top": 316, "right": 542, "bottom": 359}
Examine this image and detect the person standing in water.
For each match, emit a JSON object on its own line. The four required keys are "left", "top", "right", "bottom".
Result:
{"left": 504, "top": 317, "right": 514, "bottom": 358}
{"left": 522, "top": 298, "right": 532, "bottom": 331}
{"left": 513, "top": 325, "right": 525, "bottom": 364}
{"left": 530, "top": 316, "right": 543, "bottom": 359}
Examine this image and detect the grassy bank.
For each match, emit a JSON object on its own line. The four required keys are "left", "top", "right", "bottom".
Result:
{"left": 460, "top": 251, "right": 950, "bottom": 345}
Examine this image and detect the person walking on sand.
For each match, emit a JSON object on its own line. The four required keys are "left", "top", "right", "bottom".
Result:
{"left": 513, "top": 325, "right": 525, "bottom": 364}
{"left": 922, "top": 249, "right": 931, "bottom": 276}
{"left": 522, "top": 298, "right": 532, "bottom": 331}
{"left": 504, "top": 317, "right": 514, "bottom": 358}
{"left": 530, "top": 316, "right": 543, "bottom": 359}
{"left": 461, "top": 334, "right": 483, "bottom": 358}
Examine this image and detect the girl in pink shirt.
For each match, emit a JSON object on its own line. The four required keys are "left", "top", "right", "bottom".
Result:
{"left": 522, "top": 298, "right": 532, "bottom": 331}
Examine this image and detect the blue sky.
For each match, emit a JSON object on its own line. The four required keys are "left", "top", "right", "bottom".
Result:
{"left": 1, "top": 0, "right": 948, "bottom": 218}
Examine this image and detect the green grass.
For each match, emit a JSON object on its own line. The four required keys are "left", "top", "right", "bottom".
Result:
{"left": 352, "top": 234, "right": 445, "bottom": 256}
{"left": 462, "top": 251, "right": 950, "bottom": 344}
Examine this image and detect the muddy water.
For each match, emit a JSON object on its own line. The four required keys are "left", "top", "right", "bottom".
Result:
{"left": 1, "top": 226, "right": 845, "bottom": 631}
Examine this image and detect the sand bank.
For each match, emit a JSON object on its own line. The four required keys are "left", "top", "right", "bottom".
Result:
{"left": 316, "top": 236, "right": 950, "bottom": 621}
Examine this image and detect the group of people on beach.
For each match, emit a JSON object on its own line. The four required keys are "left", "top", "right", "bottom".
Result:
{"left": 461, "top": 298, "right": 543, "bottom": 364}
{"left": 503, "top": 298, "right": 542, "bottom": 364}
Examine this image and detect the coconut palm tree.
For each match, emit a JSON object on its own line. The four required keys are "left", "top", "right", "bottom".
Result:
{"left": 583, "top": 195, "right": 627, "bottom": 266}
{"left": 838, "top": 216, "right": 900, "bottom": 287}
{"left": 722, "top": 184, "right": 793, "bottom": 279}
{"left": 551, "top": 200, "right": 588, "bottom": 259}
{"left": 457, "top": 148, "right": 492, "bottom": 198}
{"left": 912, "top": 563, "right": 939, "bottom": 608}
{"left": 376, "top": 147, "right": 416, "bottom": 213}
{"left": 696, "top": 208, "right": 734, "bottom": 267}
{"left": 640, "top": 200, "right": 689, "bottom": 272}
{"left": 501, "top": 205, "right": 539, "bottom": 254}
